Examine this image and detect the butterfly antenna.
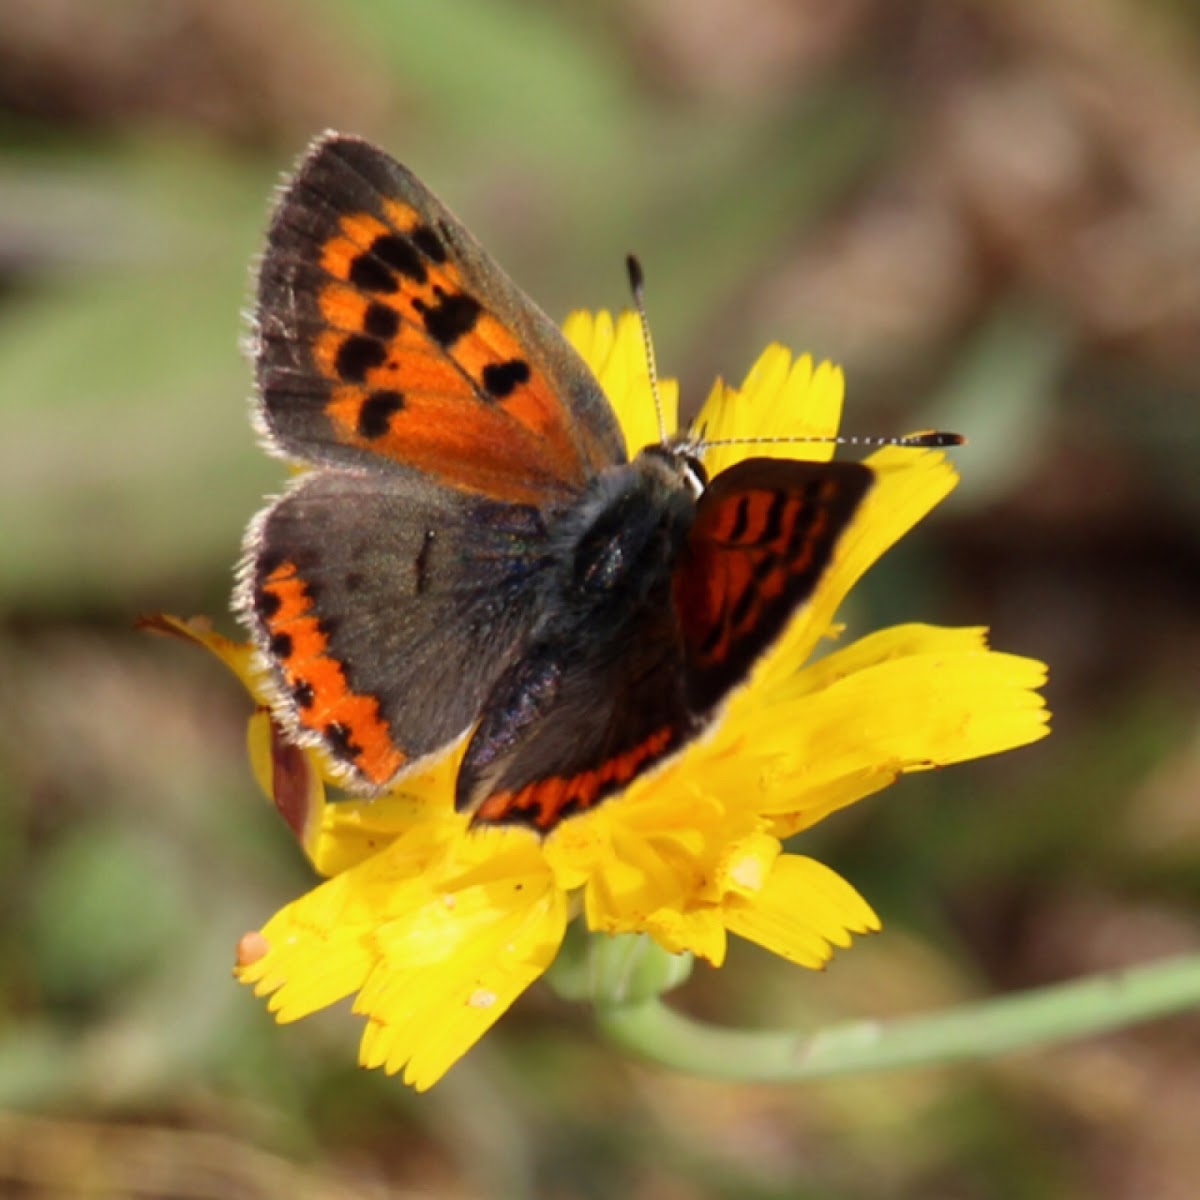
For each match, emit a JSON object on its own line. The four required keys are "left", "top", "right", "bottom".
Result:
{"left": 626, "top": 255, "right": 668, "bottom": 443}
{"left": 700, "top": 429, "right": 969, "bottom": 451}
{"left": 698, "top": 430, "right": 967, "bottom": 451}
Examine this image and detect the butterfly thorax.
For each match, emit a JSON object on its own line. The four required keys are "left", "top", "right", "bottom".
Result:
{"left": 556, "top": 444, "right": 705, "bottom": 608}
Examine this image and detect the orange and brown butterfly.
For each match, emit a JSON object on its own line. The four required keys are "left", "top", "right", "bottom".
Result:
{"left": 239, "top": 131, "right": 876, "bottom": 832}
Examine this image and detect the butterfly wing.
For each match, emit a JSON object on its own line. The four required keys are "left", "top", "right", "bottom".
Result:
{"left": 240, "top": 469, "right": 557, "bottom": 788}
{"left": 255, "top": 132, "right": 627, "bottom": 505}
{"left": 675, "top": 457, "right": 874, "bottom": 711}
{"left": 457, "top": 539, "right": 694, "bottom": 831}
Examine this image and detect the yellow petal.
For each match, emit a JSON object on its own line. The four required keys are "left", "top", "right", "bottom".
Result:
{"left": 565, "top": 308, "right": 678, "bottom": 452}
{"left": 758, "top": 624, "right": 1050, "bottom": 836}
{"left": 304, "top": 744, "right": 467, "bottom": 877}
{"left": 562, "top": 308, "right": 615, "bottom": 366}
{"left": 216, "top": 309, "right": 1053, "bottom": 1089}
{"left": 239, "top": 815, "right": 565, "bottom": 1090}
{"left": 696, "top": 349, "right": 845, "bottom": 476}
{"left": 247, "top": 708, "right": 277, "bottom": 803}
{"left": 643, "top": 906, "right": 728, "bottom": 965}
{"left": 724, "top": 855, "right": 880, "bottom": 969}
{"left": 140, "top": 614, "right": 267, "bottom": 702}
{"left": 356, "top": 881, "right": 568, "bottom": 1090}
{"left": 713, "top": 831, "right": 782, "bottom": 900}
{"left": 237, "top": 871, "right": 375, "bottom": 1018}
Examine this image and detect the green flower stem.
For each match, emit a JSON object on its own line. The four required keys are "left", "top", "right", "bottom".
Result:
{"left": 595, "top": 953, "right": 1200, "bottom": 1082}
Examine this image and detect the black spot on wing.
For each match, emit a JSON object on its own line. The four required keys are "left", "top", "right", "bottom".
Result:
{"left": 728, "top": 581, "right": 759, "bottom": 630}
{"left": 411, "top": 224, "right": 448, "bottom": 263}
{"left": 760, "top": 492, "right": 787, "bottom": 544}
{"left": 482, "top": 358, "right": 531, "bottom": 399}
{"left": 751, "top": 553, "right": 780, "bottom": 585}
{"left": 269, "top": 632, "right": 293, "bottom": 659}
{"left": 257, "top": 589, "right": 282, "bottom": 619}
{"left": 357, "top": 389, "right": 405, "bottom": 439}
{"left": 784, "top": 487, "right": 826, "bottom": 558}
{"left": 335, "top": 335, "right": 387, "bottom": 382}
{"left": 414, "top": 529, "right": 436, "bottom": 594}
{"left": 414, "top": 289, "right": 481, "bottom": 347}
{"left": 725, "top": 496, "right": 751, "bottom": 543}
{"left": 348, "top": 253, "right": 398, "bottom": 294}
{"left": 698, "top": 620, "right": 724, "bottom": 658}
{"left": 372, "top": 234, "right": 426, "bottom": 283}
{"left": 325, "top": 721, "right": 362, "bottom": 761}
{"left": 363, "top": 302, "right": 399, "bottom": 340}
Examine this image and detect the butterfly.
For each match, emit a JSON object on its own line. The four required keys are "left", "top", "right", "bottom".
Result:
{"left": 239, "top": 132, "right": 876, "bottom": 833}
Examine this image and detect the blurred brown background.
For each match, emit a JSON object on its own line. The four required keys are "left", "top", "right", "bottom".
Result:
{"left": 1, "top": 1, "right": 1199, "bottom": 1197}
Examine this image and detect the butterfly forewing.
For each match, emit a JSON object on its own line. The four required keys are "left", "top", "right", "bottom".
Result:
{"left": 255, "top": 133, "right": 626, "bottom": 505}
{"left": 675, "top": 458, "right": 874, "bottom": 712}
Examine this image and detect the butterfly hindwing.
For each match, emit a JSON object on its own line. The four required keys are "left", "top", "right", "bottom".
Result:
{"left": 675, "top": 457, "right": 874, "bottom": 712}
{"left": 255, "top": 133, "right": 627, "bottom": 505}
{"left": 242, "top": 470, "right": 555, "bottom": 787}
{"left": 457, "top": 536, "right": 693, "bottom": 830}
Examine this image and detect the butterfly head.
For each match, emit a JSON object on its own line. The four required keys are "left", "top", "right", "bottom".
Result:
{"left": 638, "top": 440, "right": 708, "bottom": 498}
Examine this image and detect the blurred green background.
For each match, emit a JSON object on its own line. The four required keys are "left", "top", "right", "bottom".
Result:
{"left": 2, "top": 1, "right": 1199, "bottom": 1196}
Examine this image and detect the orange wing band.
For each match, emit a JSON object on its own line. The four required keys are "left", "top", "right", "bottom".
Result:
{"left": 258, "top": 560, "right": 405, "bottom": 784}
{"left": 475, "top": 726, "right": 677, "bottom": 831}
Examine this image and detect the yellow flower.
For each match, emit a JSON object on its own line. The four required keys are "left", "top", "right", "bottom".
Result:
{"left": 178, "top": 312, "right": 1049, "bottom": 1091}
